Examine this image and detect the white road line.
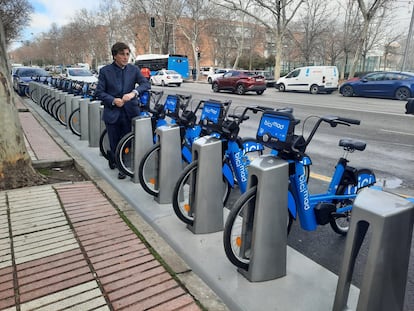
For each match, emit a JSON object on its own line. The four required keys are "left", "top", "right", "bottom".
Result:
{"left": 380, "top": 129, "right": 414, "bottom": 136}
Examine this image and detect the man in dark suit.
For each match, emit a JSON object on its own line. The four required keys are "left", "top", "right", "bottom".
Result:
{"left": 96, "top": 42, "right": 151, "bottom": 179}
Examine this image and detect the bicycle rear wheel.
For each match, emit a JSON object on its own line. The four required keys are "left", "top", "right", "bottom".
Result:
{"left": 68, "top": 108, "right": 81, "bottom": 136}
{"left": 138, "top": 143, "right": 160, "bottom": 196}
{"left": 172, "top": 160, "right": 231, "bottom": 226}
{"left": 330, "top": 185, "right": 352, "bottom": 235}
{"left": 115, "top": 132, "right": 134, "bottom": 177}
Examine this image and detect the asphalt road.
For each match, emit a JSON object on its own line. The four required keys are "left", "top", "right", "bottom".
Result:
{"left": 158, "top": 81, "right": 414, "bottom": 310}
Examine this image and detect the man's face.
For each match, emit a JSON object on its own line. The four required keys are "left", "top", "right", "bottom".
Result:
{"left": 114, "top": 49, "right": 130, "bottom": 67}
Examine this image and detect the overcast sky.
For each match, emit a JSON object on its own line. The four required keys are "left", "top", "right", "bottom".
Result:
{"left": 26, "top": 0, "right": 100, "bottom": 39}
{"left": 18, "top": 0, "right": 414, "bottom": 47}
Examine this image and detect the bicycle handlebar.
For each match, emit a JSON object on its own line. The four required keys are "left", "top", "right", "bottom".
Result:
{"left": 293, "top": 115, "right": 361, "bottom": 156}
{"left": 337, "top": 117, "right": 360, "bottom": 125}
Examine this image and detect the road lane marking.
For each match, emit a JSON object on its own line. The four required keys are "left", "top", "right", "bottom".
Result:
{"left": 310, "top": 172, "right": 412, "bottom": 199}
{"left": 310, "top": 172, "right": 331, "bottom": 182}
{"left": 380, "top": 129, "right": 414, "bottom": 136}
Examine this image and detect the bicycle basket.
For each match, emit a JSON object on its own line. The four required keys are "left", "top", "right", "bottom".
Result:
{"left": 200, "top": 100, "right": 225, "bottom": 125}
{"left": 256, "top": 111, "right": 296, "bottom": 150}
{"left": 163, "top": 95, "right": 180, "bottom": 117}
{"left": 139, "top": 91, "right": 150, "bottom": 108}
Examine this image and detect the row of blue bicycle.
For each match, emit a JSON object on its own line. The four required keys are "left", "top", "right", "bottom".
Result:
{"left": 103, "top": 90, "right": 379, "bottom": 270}
{"left": 29, "top": 81, "right": 379, "bottom": 271}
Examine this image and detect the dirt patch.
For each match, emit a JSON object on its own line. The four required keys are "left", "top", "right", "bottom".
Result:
{"left": 36, "top": 164, "right": 89, "bottom": 184}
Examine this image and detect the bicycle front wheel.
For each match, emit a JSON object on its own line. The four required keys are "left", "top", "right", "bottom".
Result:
{"left": 68, "top": 108, "right": 81, "bottom": 136}
{"left": 172, "top": 161, "right": 198, "bottom": 225}
{"left": 172, "top": 161, "right": 231, "bottom": 226}
{"left": 55, "top": 102, "right": 67, "bottom": 126}
{"left": 99, "top": 128, "right": 110, "bottom": 160}
{"left": 115, "top": 132, "right": 135, "bottom": 177}
{"left": 223, "top": 186, "right": 293, "bottom": 270}
{"left": 223, "top": 186, "right": 257, "bottom": 270}
{"left": 138, "top": 143, "right": 160, "bottom": 196}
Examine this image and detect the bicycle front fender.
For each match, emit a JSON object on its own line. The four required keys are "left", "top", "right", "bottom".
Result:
{"left": 156, "top": 119, "right": 168, "bottom": 128}
{"left": 182, "top": 145, "right": 192, "bottom": 163}
{"left": 222, "top": 162, "right": 234, "bottom": 187}
{"left": 288, "top": 190, "right": 297, "bottom": 219}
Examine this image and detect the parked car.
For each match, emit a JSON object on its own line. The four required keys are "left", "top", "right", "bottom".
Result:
{"left": 211, "top": 70, "right": 266, "bottom": 95}
{"left": 339, "top": 71, "right": 414, "bottom": 100}
{"left": 12, "top": 67, "right": 51, "bottom": 96}
{"left": 150, "top": 69, "right": 183, "bottom": 87}
{"left": 276, "top": 66, "right": 339, "bottom": 94}
{"left": 207, "top": 68, "right": 231, "bottom": 84}
{"left": 64, "top": 67, "right": 98, "bottom": 83}
{"left": 255, "top": 70, "right": 276, "bottom": 87}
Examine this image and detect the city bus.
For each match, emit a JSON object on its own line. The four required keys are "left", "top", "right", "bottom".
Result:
{"left": 135, "top": 54, "right": 189, "bottom": 79}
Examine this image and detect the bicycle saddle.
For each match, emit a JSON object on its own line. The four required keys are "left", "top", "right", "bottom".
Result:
{"left": 339, "top": 138, "right": 366, "bottom": 151}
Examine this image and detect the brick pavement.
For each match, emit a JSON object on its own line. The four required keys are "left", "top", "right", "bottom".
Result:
{"left": 0, "top": 181, "right": 201, "bottom": 310}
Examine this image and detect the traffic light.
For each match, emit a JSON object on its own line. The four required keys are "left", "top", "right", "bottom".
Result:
{"left": 197, "top": 52, "right": 201, "bottom": 59}
{"left": 150, "top": 17, "right": 155, "bottom": 27}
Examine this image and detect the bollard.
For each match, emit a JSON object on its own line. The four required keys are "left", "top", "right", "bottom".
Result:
{"left": 132, "top": 117, "right": 153, "bottom": 183}
{"left": 237, "top": 155, "right": 289, "bottom": 282}
{"left": 187, "top": 136, "right": 223, "bottom": 234}
{"left": 333, "top": 188, "right": 414, "bottom": 311}
{"left": 154, "top": 125, "right": 182, "bottom": 204}
{"left": 88, "top": 100, "right": 102, "bottom": 147}
{"left": 79, "top": 98, "right": 90, "bottom": 141}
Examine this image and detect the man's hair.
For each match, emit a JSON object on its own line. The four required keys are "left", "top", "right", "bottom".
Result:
{"left": 111, "top": 42, "right": 130, "bottom": 58}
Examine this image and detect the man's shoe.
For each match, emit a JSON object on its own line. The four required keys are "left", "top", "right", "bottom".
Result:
{"left": 118, "top": 172, "right": 126, "bottom": 179}
{"left": 108, "top": 151, "right": 116, "bottom": 169}
{"left": 108, "top": 160, "right": 116, "bottom": 170}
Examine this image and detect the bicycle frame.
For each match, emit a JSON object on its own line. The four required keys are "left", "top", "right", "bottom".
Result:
{"left": 223, "top": 139, "right": 263, "bottom": 193}
{"left": 288, "top": 156, "right": 376, "bottom": 231}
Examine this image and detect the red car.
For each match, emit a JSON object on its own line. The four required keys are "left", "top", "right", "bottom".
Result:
{"left": 212, "top": 70, "right": 266, "bottom": 95}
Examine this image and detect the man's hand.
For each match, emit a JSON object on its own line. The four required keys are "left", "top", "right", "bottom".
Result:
{"left": 113, "top": 98, "right": 124, "bottom": 107}
{"left": 122, "top": 91, "right": 136, "bottom": 102}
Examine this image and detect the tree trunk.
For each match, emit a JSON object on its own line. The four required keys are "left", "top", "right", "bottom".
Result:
{"left": 274, "top": 35, "right": 283, "bottom": 80}
{"left": 0, "top": 21, "right": 44, "bottom": 190}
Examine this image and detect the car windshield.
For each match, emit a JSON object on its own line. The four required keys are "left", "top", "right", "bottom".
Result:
{"left": 68, "top": 68, "right": 93, "bottom": 76}
{"left": 18, "top": 68, "right": 49, "bottom": 77}
{"left": 165, "top": 70, "right": 179, "bottom": 75}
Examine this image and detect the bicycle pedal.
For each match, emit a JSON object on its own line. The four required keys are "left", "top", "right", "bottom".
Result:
{"left": 314, "top": 203, "right": 336, "bottom": 225}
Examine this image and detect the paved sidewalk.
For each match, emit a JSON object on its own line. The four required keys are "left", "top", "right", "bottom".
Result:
{"left": 0, "top": 99, "right": 223, "bottom": 310}
{"left": 0, "top": 182, "right": 201, "bottom": 310}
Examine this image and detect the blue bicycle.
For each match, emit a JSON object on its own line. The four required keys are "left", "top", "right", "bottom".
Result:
{"left": 172, "top": 106, "right": 276, "bottom": 226}
{"left": 99, "top": 90, "right": 164, "bottom": 163}
{"left": 138, "top": 98, "right": 232, "bottom": 196}
{"left": 114, "top": 92, "right": 191, "bottom": 177}
{"left": 223, "top": 111, "right": 376, "bottom": 270}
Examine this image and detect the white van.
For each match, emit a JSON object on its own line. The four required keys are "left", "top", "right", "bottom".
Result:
{"left": 276, "top": 66, "right": 338, "bottom": 94}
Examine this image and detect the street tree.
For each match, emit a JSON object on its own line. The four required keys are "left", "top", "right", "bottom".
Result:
{"left": 288, "top": 0, "right": 331, "bottom": 65}
{"left": 0, "top": 21, "right": 44, "bottom": 190}
{"left": 118, "top": 0, "right": 185, "bottom": 55}
{"left": 0, "top": 0, "right": 33, "bottom": 45}
{"left": 348, "top": 0, "right": 391, "bottom": 78}
{"left": 214, "top": 0, "right": 305, "bottom": 80}
{"left": 174, "top": 0, "right": 218, "bottom": 80}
